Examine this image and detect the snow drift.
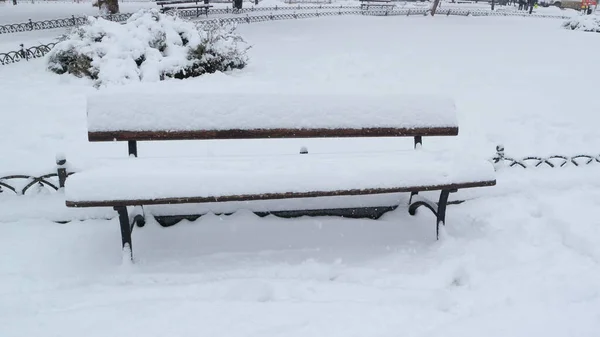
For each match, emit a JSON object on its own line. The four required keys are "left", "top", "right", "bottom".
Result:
{"left": 46, "top": 9, "right": 249, "bottom": 86}
{"left": 562, "top": 14, "right": 600, "bottom": 32}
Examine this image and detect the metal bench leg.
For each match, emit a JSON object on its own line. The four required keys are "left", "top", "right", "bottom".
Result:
{"left": 435, "top": 190, "right": 451, "bottom": 240}
{"left": 114, "top": 206, "right": 134, "bottom": 261}
{"left": 408, "top": 189, "right": 454, "bottom": 240}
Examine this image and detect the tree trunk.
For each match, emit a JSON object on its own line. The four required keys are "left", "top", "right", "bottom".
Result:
{"left": 431, "top": 0, "right": 441, "bottom": 15}
{"left": 101, "top": 0, "right": 119, "bottom": 14}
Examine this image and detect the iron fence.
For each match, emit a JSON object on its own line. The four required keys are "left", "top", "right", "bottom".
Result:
{"left": 0, "top": 157, "right": 70, "bottom": 196}
{"left": 0, "top": 43, "right": 56, "bottom": 66}
{"left": 0, "top": 5, "right": 359, "bottom": 35}
{"left": 0, "top": 5, "right": 572, "bottom": 35}
{"left": 492, "top": 145, "right": 600, "bottom": 169}
{"left": 2, "top": 146, "right": 597, "bottom": 197}
{"left": 0, "top": 13, "right": 133, "bottom": 35}
{"left": 0, "top": 7, "right": 572, "bottom": 66}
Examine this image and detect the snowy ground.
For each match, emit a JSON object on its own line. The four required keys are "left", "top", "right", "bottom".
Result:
{"left": 1, "top": 15, "right": 600, "bottom": 337}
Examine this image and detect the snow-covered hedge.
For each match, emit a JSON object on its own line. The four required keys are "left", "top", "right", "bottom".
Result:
{"left": 46, "top": 9, "right": 249, "bottom": 86}
{"left": 562, "top": 15, "right": 600, "bottom": 33}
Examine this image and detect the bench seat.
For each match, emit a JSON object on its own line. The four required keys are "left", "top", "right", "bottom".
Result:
{"left": 65, "top": 150, "right": 495, "bottom": 207}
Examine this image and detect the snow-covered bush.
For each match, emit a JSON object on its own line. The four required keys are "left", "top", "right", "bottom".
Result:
{"left": 562, "top": 15, "right": 600, "bottom": 33}
{"left": 47, "top": 9, "right": 249, "bottom": 86}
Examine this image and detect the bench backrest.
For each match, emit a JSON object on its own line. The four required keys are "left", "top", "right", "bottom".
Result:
{"left": 86, "top": 92, "right": 458, "bottom": 155}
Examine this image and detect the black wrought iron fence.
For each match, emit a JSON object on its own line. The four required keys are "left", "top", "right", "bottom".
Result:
{"left": 0, "top": 7, "right": 572, "bottom": 66}
{"left": 0, "top": 13, "right": 133, "bottom": 35}
{"left": 2, "top": 146, "right": 597, "bottom": 197}
{"left": 0, "top": 8, "right": 423, "bottom": 66}
{"left": 0, "top": 43, "right": 56, "bottom": 66}
{"left": 0, "top": 5, "right": 359, "bottom": 35}
{"left": 0, "top": 157, "right": 71, "bottom": 196}
{"left": 492, "top": 145, "right": 600, "bottom": 168}
{"left": 0, "top": 5, "right": 571, "bottom": 36}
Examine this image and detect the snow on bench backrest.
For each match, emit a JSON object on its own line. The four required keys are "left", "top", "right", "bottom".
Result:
{"left": 87, "top": 93, "right": 458, "bottom": 140}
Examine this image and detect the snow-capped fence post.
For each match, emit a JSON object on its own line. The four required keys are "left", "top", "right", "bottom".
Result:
{"left": 492, "top": 144, "right": 505, "bottom": 169}
{"left": 71, "top": 15, "right": 77, "bottom": 28}
{"left": 19, "top": 44, "right": 28, "bottom": 61}
{"left": 28, "top": 19, "right": 33, "bottom": 31}
{"left": 56, "top": 153, "right": 68, "bottom": 190}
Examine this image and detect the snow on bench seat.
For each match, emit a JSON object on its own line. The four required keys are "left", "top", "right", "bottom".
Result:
{"left": 86, "top": 93, "right": 458, "bottom": 141}
{"left": 65, "top": 150, "right": 495, "bottom": 207}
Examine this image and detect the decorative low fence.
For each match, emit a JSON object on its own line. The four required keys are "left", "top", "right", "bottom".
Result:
{"left": 0, "top": 14, "right": 129, "bottom": 34}
{"left": 0, "top": 7, "right": 573, "bottom": 66}
{"left": 0, "top": 43, "right": 56, "bottom": 66}
{"left": 2, "top": 146, "right": 598, "bottom": 196}
{"left": 0, "top": 4, "right": 572, "bottom": 35}
{"left": 492, "top": 145, "right": 600, "bottom": 168}
{"left": 0, "top": 157, "right": 70, "bottom": 196}
{"left": 0, "top": 5, "right": 358, "bottom": 35}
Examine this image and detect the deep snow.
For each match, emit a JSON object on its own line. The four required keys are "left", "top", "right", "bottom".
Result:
{"left": 1, "top": 14, "right": 600, "bottom": 337}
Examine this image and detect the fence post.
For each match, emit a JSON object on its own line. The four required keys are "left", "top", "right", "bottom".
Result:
{"left": 56, "top": 153, "right": 68, "bottom": 190}
{"left": 493, "top": 144, "right": 505, "bottom": 169}
{"left": 407, "top": 9, "right": 410, "bottom": 16}
{"left": 28, "top": 19, "right": 33, "bottom": 31}
{"left": 72, "top": 15, "right": 76, "bottom": 27}
{"left": 19, "top": 44, "right": 28, "bottom": 61}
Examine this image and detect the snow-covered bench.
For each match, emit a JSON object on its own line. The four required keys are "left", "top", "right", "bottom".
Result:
{"left": 157, "top": 0, "right": 212, "bottom": 16}
{"left": 360, "top": 0, "right": 396, "bottom": 10}
{"left": 65, "top": 93, "right": 496, "bottom": 260}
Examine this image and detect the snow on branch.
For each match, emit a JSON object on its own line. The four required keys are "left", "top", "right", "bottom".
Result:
{"left": 562, "top": 15, "right": 600, "bottom": 33}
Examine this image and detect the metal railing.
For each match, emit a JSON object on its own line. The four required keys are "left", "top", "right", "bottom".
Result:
{"left": 0, "top": 7, "right": 573, "bottom": 66}
{"left": 2, "top": 146, "right": 597, "bottom": 196}
{"left": 0, "top": 43, "right": 56, "bottom": 65}
{"left": 0, "top": 5, "right": 572, "bottom": 35}
{"left": 0, "top": 13, "right": 131, "bottom": 35}
{"left": 492, "top": 145, "right": 600, "bottom": 169}
{"left": 0, "top": 5, "right": 358, "bottom": 35}
{"left": 0, "top": 157, "right": 71, "bottom": 195}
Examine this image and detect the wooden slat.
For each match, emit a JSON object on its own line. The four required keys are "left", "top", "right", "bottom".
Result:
{"left": 66, "top": 180, "right": 495, "bottom": 208}
{"left": 88, "top": 127, "right": 459, "bottom": 142}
